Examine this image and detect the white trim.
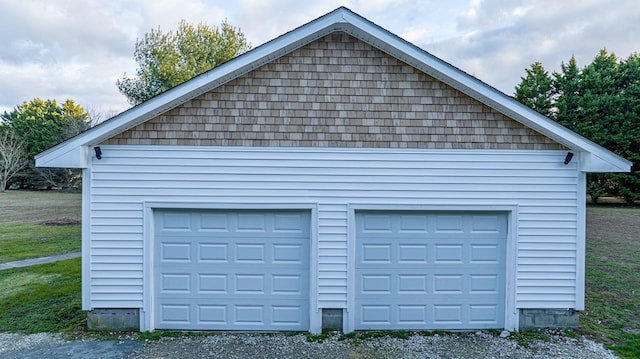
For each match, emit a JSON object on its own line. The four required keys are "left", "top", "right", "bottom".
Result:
{"left": 575, "top": 168, "right": 587, "bottom": 310}
{"left": 141, "top": 204, "right": 153, "bottom": 331}
{"left": 346, "top": 203, "right": 519, "bottom": 332}
{"left": 81, "top": 167, "right": 91, "bottom": 310}
{"left": 95, "top": 144, "right": 571, "bottom": 156}
{"left": 345, "top": 204, "right": 356, "bottom": 333}
{"left": 146, "top": 201, "right": 319, "bottom": 210}
{"left": 142, "top": 201, "right": 318, "bottom": 332}
{"left": 505, "top": 208, "right": 519, "bottom": 331}
{"left": 309, "top": 203, "right": 322, "bottom": 334}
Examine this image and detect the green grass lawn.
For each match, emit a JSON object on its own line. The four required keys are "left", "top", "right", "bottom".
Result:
{"left": 0, "top": 190, "right": 81, "bottom": 224}
{"left": 0, "top": 190, "right": 81, "bottom": 262}
{"left": 0, "top": 190, "right": 638, "bottom": 357}
{"left": 581, "top": 206, "right": 640, "bottom": 358}
{"left": 0, "top": 258, "right": 84, "bottom": 333}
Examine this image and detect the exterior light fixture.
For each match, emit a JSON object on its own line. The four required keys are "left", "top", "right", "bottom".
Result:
{"left": 564, "top": 152, "right": 574, "bottom": 165}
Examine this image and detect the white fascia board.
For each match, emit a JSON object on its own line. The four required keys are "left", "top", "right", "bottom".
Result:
{"left": 580, "top": 151, "right": 631, "bottom": 173}
{"left": 35, "top": 144, "right": 89, "bottom": 169}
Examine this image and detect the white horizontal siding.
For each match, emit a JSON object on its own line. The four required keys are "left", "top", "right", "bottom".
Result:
{"left": 88, "top": 146, "right": 579, "bottom": 310}
{"left": 317, "top": 203, "right": 348, "bottom": 307}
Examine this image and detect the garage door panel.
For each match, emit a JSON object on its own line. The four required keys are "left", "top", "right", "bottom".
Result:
{"left": 273, "top": 243, "right": 305, "bottom": 263}
{"left": 361, "top": 244, "right": 392, "bottom": 263}
{"left": 160, "top": 304, "right": 191, "bottom": 324}
{"left": 198, "top": 243, "right": 228, "bottom": 262}
{"left": 434, "top": 244, "right": 464, "bottom": 262}
{"left": 434, "top": 214, "right": 465, "bottom": 233}
{"left": 159, "top": 212, "right": 192, "bottom": 231}
{"left": 235, "top": 243, "right": 266, "bottom": 263}
{"left": 358, "top": 243, "right": 502, "bottom": 266}
{"left": 274, "top": 213, "right": 310, "bottom": 232}
{"left": 157, "top": 301, "right": 308, "bottom": 330}
{"left": 154, "top": 209, "right": 310, "bottom": 331}
{"left": 198, "top": 274, "right": 227, "bottom": 293}
{"left": 198, "top": 305, "right": 226, "bottom": 323}
{"left": 198, "top": 213, "right": 228, "bottom": 231}
{"left": 160, "top": 273, "right": 191, "bottom": 293}
{"left": 469, "top": 305, "right": 500, "bottom": 324}
{"left": 470, "top": 274, "right": 500, "bottom": 293}
{"left": 160, "top": 242, "right": 192, "bottom": 262}
{"left": 471, "top": 244, "right": 500, "bottom": 262}
{"left": 272, "top": 274, "right": 305, "bottom": 294}
{"left": 398, "top": 274, "right": 428, "bottom": 293}
{"left": 398, "top": 244, "right": 428, "bottom": 263}
{"left": 355, "top": 211, "right": 506, "bottom": 330}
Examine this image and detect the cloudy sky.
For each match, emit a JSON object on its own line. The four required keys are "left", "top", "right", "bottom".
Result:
{"left": 1, "top": 0, "right": 638, "bottom": 116}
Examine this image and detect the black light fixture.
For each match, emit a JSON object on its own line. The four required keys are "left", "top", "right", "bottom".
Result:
{"left": 564, "top": 152, "right": 574, "bottom": 165}
{"left": 94, "top": 146, "right": 102, "bottom": 160}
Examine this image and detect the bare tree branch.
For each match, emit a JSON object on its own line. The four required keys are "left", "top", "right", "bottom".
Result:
{"left": 0, "top": 129, "right": 27, "bottom": 192}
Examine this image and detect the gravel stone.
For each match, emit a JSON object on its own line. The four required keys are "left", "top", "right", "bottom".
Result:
{"left": 0, "top": 331, "right": 617, "bottom": 359}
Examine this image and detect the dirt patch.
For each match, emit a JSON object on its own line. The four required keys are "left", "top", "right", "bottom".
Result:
{"left": 41, "top": 218, "right": 81, "bottom": 226}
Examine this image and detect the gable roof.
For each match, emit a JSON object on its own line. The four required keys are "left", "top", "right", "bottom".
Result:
{"left": 36, "top": 6, "right": 630, "bottom": 172}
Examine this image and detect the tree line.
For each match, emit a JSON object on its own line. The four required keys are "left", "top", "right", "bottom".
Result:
{"left": 0, "top": 99, "right": 91, "bottom": 191}
{"left": 515, "top": 50, "right": 640, "bottom": 204}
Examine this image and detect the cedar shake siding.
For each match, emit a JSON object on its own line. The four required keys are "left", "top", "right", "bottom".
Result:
{"left": 104, "top": 33, "right": 563, "bottom": 150}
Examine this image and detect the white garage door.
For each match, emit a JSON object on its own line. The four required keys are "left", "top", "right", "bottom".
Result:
{"left": 154, "top": 209, "right": 310, "bottom": 331}
{"left": 355, "top": 211, "right": 507, "bottom": 330}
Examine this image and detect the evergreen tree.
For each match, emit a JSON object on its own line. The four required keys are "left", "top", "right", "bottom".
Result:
{"left": 514, "top": 62, "right": 553, "bottom": 117}
{"left": 515, "top": 49, "right": 640, "bottom": 203}
{"left": 1, "top": 98, "right": 90, "bottom": 189}
{"left": 553, "top": 56, "right": 581, "bottom": 128}
{"left": 609, "top": 53, "right": 640, "bottom": 203}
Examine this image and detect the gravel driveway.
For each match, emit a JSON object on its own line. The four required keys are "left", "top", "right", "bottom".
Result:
{"left": 0, "top": 331, "right": 616, "bottom": 359}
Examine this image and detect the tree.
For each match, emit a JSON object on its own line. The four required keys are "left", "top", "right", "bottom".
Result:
{"left": 514, "top": 62, "right": 554, "bottom": 117}
{"left": 1, "top": 98, "right": 90, "bottom": 189}
{"left": 2, "top": 98, "right": 88, "bottom": 159}
{"left": 515, "top": 49, "right": 640, "bottom": 204}
{"left": 553, "top": 56, "right": 581, "bottom": 128}
{"left": 117, "top": 20, "right": 251, "bottom": 105}
{"left": 0, "top": 127, "right": 26, "bottom": 192}
{"left": 608, "top": 53, "right": 640, "bottom": 203}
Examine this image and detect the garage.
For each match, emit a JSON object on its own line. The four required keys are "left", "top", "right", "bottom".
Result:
{"left": 153, "top": 209, "right": 310, "bottom": 331}
{"left": 355, "top": 211, "right": 507, "bottom": 330}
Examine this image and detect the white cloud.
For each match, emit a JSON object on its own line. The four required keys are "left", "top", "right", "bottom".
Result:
{"left": 429, "top": 0, "right": 640, "bottom": 93}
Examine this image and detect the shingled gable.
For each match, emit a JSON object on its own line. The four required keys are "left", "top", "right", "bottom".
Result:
{"left": 36, "top": 7, "right": 630, "bottom": 172}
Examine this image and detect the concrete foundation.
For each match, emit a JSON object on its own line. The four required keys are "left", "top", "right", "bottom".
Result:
{"left": 519, "top": 309, "right": 579, "bottom": 330}
{"left": 87, "top": 309, "right": 140, "bottom": 331}
{"left": 321, "top": 308, "right": 343, "bottom": 331}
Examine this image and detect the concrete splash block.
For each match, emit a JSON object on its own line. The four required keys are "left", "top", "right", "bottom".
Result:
{"left": 87, "top": 309, "right": 140, "bottom": 331}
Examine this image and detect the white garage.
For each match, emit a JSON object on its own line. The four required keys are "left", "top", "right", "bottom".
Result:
{"left": 153, "top": 209, "right": 310, "bottom": 331}
{"left": 35, "top": 7, "right": 631, "bottom": 333}
{"left": 355, "top": 211, "right": 507, "bottom": 330}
